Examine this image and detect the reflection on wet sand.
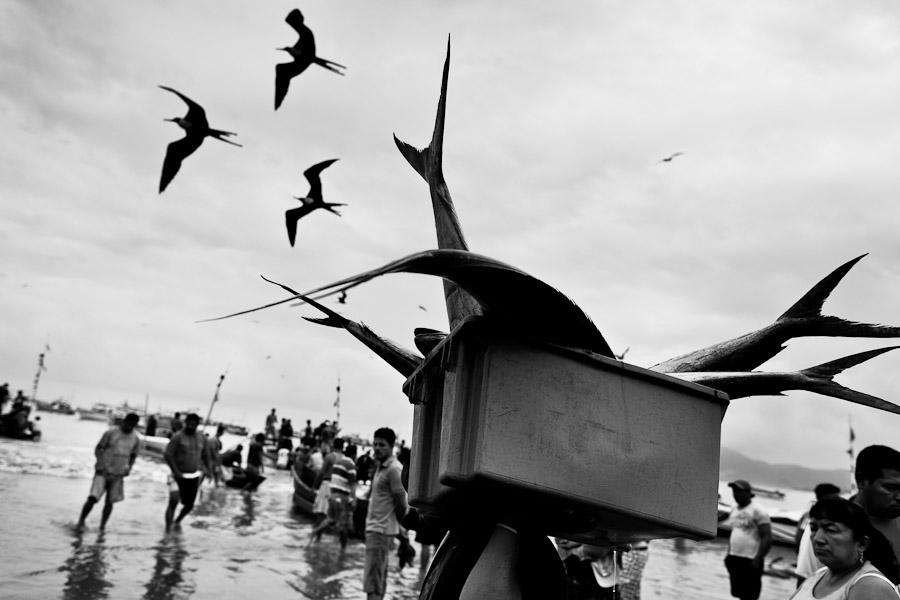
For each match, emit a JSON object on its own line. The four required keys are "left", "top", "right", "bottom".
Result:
{"left": 62, "top": 531, "right": 111, "bottom": 600}
{"left": 232, "top": 490, "right": 256, "bottom": 530}
{"left": 143, "top": 534, "right": 192, "bottom": 600}
{"left": 294, "top": 542, "right": 357, "bottom": 599}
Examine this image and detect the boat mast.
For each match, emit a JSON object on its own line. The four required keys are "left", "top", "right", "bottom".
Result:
{"left": 334, "top": 372, "right": 341, "bottom": 425}
{"left": 848, "top": 415, "right": 857, "bottom": 493}
{"left": 31, "top": 351, "right": 47, "bottom": 402}
{"left": 203, "top": 371, "right": 227, "bottom": 433}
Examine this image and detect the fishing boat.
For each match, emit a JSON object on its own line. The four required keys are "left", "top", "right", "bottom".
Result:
{"left": 140, "top": 434, "right": 170, "bottom": 458}
{"left": 33, "top": 398, "right": 76, "bottom": 415}
{"left": 76, "top": 403, "right": 115, "bottom": 421}
{"left": 0, "top": 415, "right": 41, "bottom": 441}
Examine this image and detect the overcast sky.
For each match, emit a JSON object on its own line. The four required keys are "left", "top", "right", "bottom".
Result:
{"left": 3, "top": 1, "right": 900, "bottom": 472}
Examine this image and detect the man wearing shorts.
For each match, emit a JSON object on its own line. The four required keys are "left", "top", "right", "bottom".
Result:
{"left": 77, "top": 412, "right": 141, "bottom": 530}
{"left": 164, "top": 413, "right": 211, "bottom": 531}
{"left": 363, "top": 427, "right": 409, "bottom": 600}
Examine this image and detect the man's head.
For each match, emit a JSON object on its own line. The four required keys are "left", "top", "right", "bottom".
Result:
{"left": 372, "top": 427, "right": 396, "bottom": 462}
{"left": 121, "top": 413, "right": 140, "bottom": 434}
{"left": 174, "top": 412, "right": 181, "bottom": 419}
{"left": 814, "top": 482, "right": 842, "bottom": 501}
{"left": 345, "top": 443, "right": 358, "bottom": 459}
{"left": 855, "top": 445, "right": 900, "bottom": 518}
{"left": 216, "top": 424, "right": 225, "bottom": 436}
{"left": 255, "top": 433, "right": 265, "bottom": 443}
{"left": 183, "top": 413, "right": 200, "bottom": 434}
{"left": 729, "top": 479, "right": 754, "bottom": 507}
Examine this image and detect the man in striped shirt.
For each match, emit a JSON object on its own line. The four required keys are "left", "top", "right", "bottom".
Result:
{"left": 310, "top": 439, "right": 358, "bottom": 547}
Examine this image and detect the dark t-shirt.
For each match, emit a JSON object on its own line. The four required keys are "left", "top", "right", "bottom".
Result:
{"left": 247, "top": 442, "right": 264, "bottom": 468}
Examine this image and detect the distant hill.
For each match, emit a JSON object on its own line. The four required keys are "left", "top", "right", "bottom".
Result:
{"left": 719, "top": 447, "right": 853, "bottom": 493}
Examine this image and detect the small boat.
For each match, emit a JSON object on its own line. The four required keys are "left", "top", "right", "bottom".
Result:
{"left": 225, "top": 466, "right": 266, "bottom": 491}
{"left": 223, "top": 423, "right": 249, "bottom": 436}
{"left": 753, "top": 486, "right": 787, "bottom": 500}
{"left": 76, "top": 403, "right": 115, "bottom": 421}
{"left": 33, "top": 398, "right": 76, "bottom": 415}
{"left": 0, "top": 417, "right": 41, "bottom": 441}
{"left": 140, "top": 434, "right": 171, "bottom": 458}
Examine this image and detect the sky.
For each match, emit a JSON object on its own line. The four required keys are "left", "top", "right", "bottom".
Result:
{"left": 3, "top": 0, "right": 900, "bottom": 472}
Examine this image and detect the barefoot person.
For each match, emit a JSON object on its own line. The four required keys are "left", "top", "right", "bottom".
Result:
{"left": 164, "top": 413, "right": 211, "bottom": 531}
{"left": 77, "top": 412, "right": 141, "bottom": 530}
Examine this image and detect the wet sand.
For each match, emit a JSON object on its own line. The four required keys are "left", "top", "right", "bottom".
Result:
{"left": 0, "top": 413, "right": 798, "bottom": 599}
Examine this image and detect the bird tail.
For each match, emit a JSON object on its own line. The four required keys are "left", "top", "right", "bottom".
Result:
{"left": 799, "top": 346, "right": 900, "bottom": 413}
{"left": 314, "top": 57, "right": 346, "bottom": 75}
{"left": 209, "top": 129, "right": 243, "bottom": 147}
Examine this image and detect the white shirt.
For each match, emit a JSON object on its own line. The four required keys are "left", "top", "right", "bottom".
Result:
{"left": 727, "top": 500, "right": 771, "bottom": 559}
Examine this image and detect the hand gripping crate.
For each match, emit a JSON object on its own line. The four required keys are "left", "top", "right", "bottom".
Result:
{"left": 403, "top": 317, "right": 730, "bottom": 545}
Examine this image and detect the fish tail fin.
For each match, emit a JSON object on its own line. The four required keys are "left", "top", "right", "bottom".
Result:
{"left": 392, "top": 35, "right": 449, "bottom": 183}
{"left": 393, "top": 135, "right": 428, "bottom": 181}
{"left": 800, "top": 346, "right": 900, "bottom": 413}
{"left": 776, "top": 254, "right": 900, "bottom": 338}
{"left": 778, "top": 254, "right": 867, "bottom": 320}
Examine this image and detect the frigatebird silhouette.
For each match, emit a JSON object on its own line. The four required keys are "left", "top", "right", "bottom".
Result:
{"left": 158, "top": 86, "right": 241, "bottom": 193}
{"left": 658, "top": 152, "right": 683, "bottom": 163}
{"left": 275, "top": 9, "right": 345, "bottom": 110}
{"left": 285, "top": 159, "right": 343, "bottom": 247}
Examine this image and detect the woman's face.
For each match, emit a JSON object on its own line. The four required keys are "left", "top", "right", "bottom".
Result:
{"left": 810, "top": 516, "right": 864, "bottom": 571}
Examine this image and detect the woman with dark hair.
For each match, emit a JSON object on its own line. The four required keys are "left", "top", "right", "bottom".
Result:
{"left": 790, "top": 497, "right": 899, "bottom": 599}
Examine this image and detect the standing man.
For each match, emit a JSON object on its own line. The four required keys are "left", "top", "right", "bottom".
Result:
{"left": 363, "top": 427, "right": 409, "bottom": 600}
{"left": 164, "top": 413, "right": 211, "bottom": 531}
{"left": 311, "top": 441, "right": 358, "bottom": 546}
{"left": 721, "top": 479, "right": 772, "bottom": 600}
{"left": 208, "top": 425, "right": 226, "bottom": 487}
{"left": 265, "top": 408, "right": 278, "bottom": 443}
{"left": 77, "top": 412, "right": 141, "bottom": 531}
{"left": 169, "top": 412, "right": 183, "bottom": 437}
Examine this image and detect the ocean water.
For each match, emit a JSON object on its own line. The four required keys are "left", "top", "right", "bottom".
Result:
{"left": 0, "top": 413, "right": 799, "bottom": 599}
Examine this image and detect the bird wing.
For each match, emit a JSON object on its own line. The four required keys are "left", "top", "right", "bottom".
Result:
{"left": 285, "top": 205, "right": 318, "bottom": 246}
{"left": 158, "top": 85, "right": 208, "bottom": 129}
{"left": 303, "top": 158, "right": 339, "bottom": 201}
{"left": 159, "top": 134, "right": 204, "bottom": 193}
{"left": 275, "top": 60, "right": 312, "bottom": 110}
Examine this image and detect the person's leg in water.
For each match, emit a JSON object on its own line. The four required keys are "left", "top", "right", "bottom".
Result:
{"left": 78, "top": 474, "right": 108, "bottom": 529}
{"left": 100, "top": 500, "right": 114, "bottom": 530}
{"left": 174, "top": 478, "right": 199, "bottom": 525}
{"left": 165, "top": 489, "right": 180, "bottom": 532}
{"left": 78, "top": 496, "right": 98, "bottom": 529}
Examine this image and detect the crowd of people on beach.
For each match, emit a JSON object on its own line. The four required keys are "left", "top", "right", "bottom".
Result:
{"left": 719, "top": 444, "right": 900, "bottom": 600}
{"left": 63, "top": 397, "right": 900, "bottom": 600}
{"left": 0, "top": 382, "right": 42, "bottom": 439}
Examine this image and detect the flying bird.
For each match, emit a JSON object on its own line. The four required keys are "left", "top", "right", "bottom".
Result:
{"left": 658, "top": 152, "right": 683, "bottom": 163}
{"left": 275, "top": 8, "right": 346, "bottom": 110}
{"left": 337, "top": 290, "right": 348, "bottom": 304}
{"left": 285, "top": 159, "right": 343, "bottom": 247}
{"left": 158, "top": 85, "right": 241, "bottom": 193}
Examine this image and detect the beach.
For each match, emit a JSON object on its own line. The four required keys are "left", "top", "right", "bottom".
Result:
{"left": 1, "top": 413, "right": 800, "bottom": 599}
